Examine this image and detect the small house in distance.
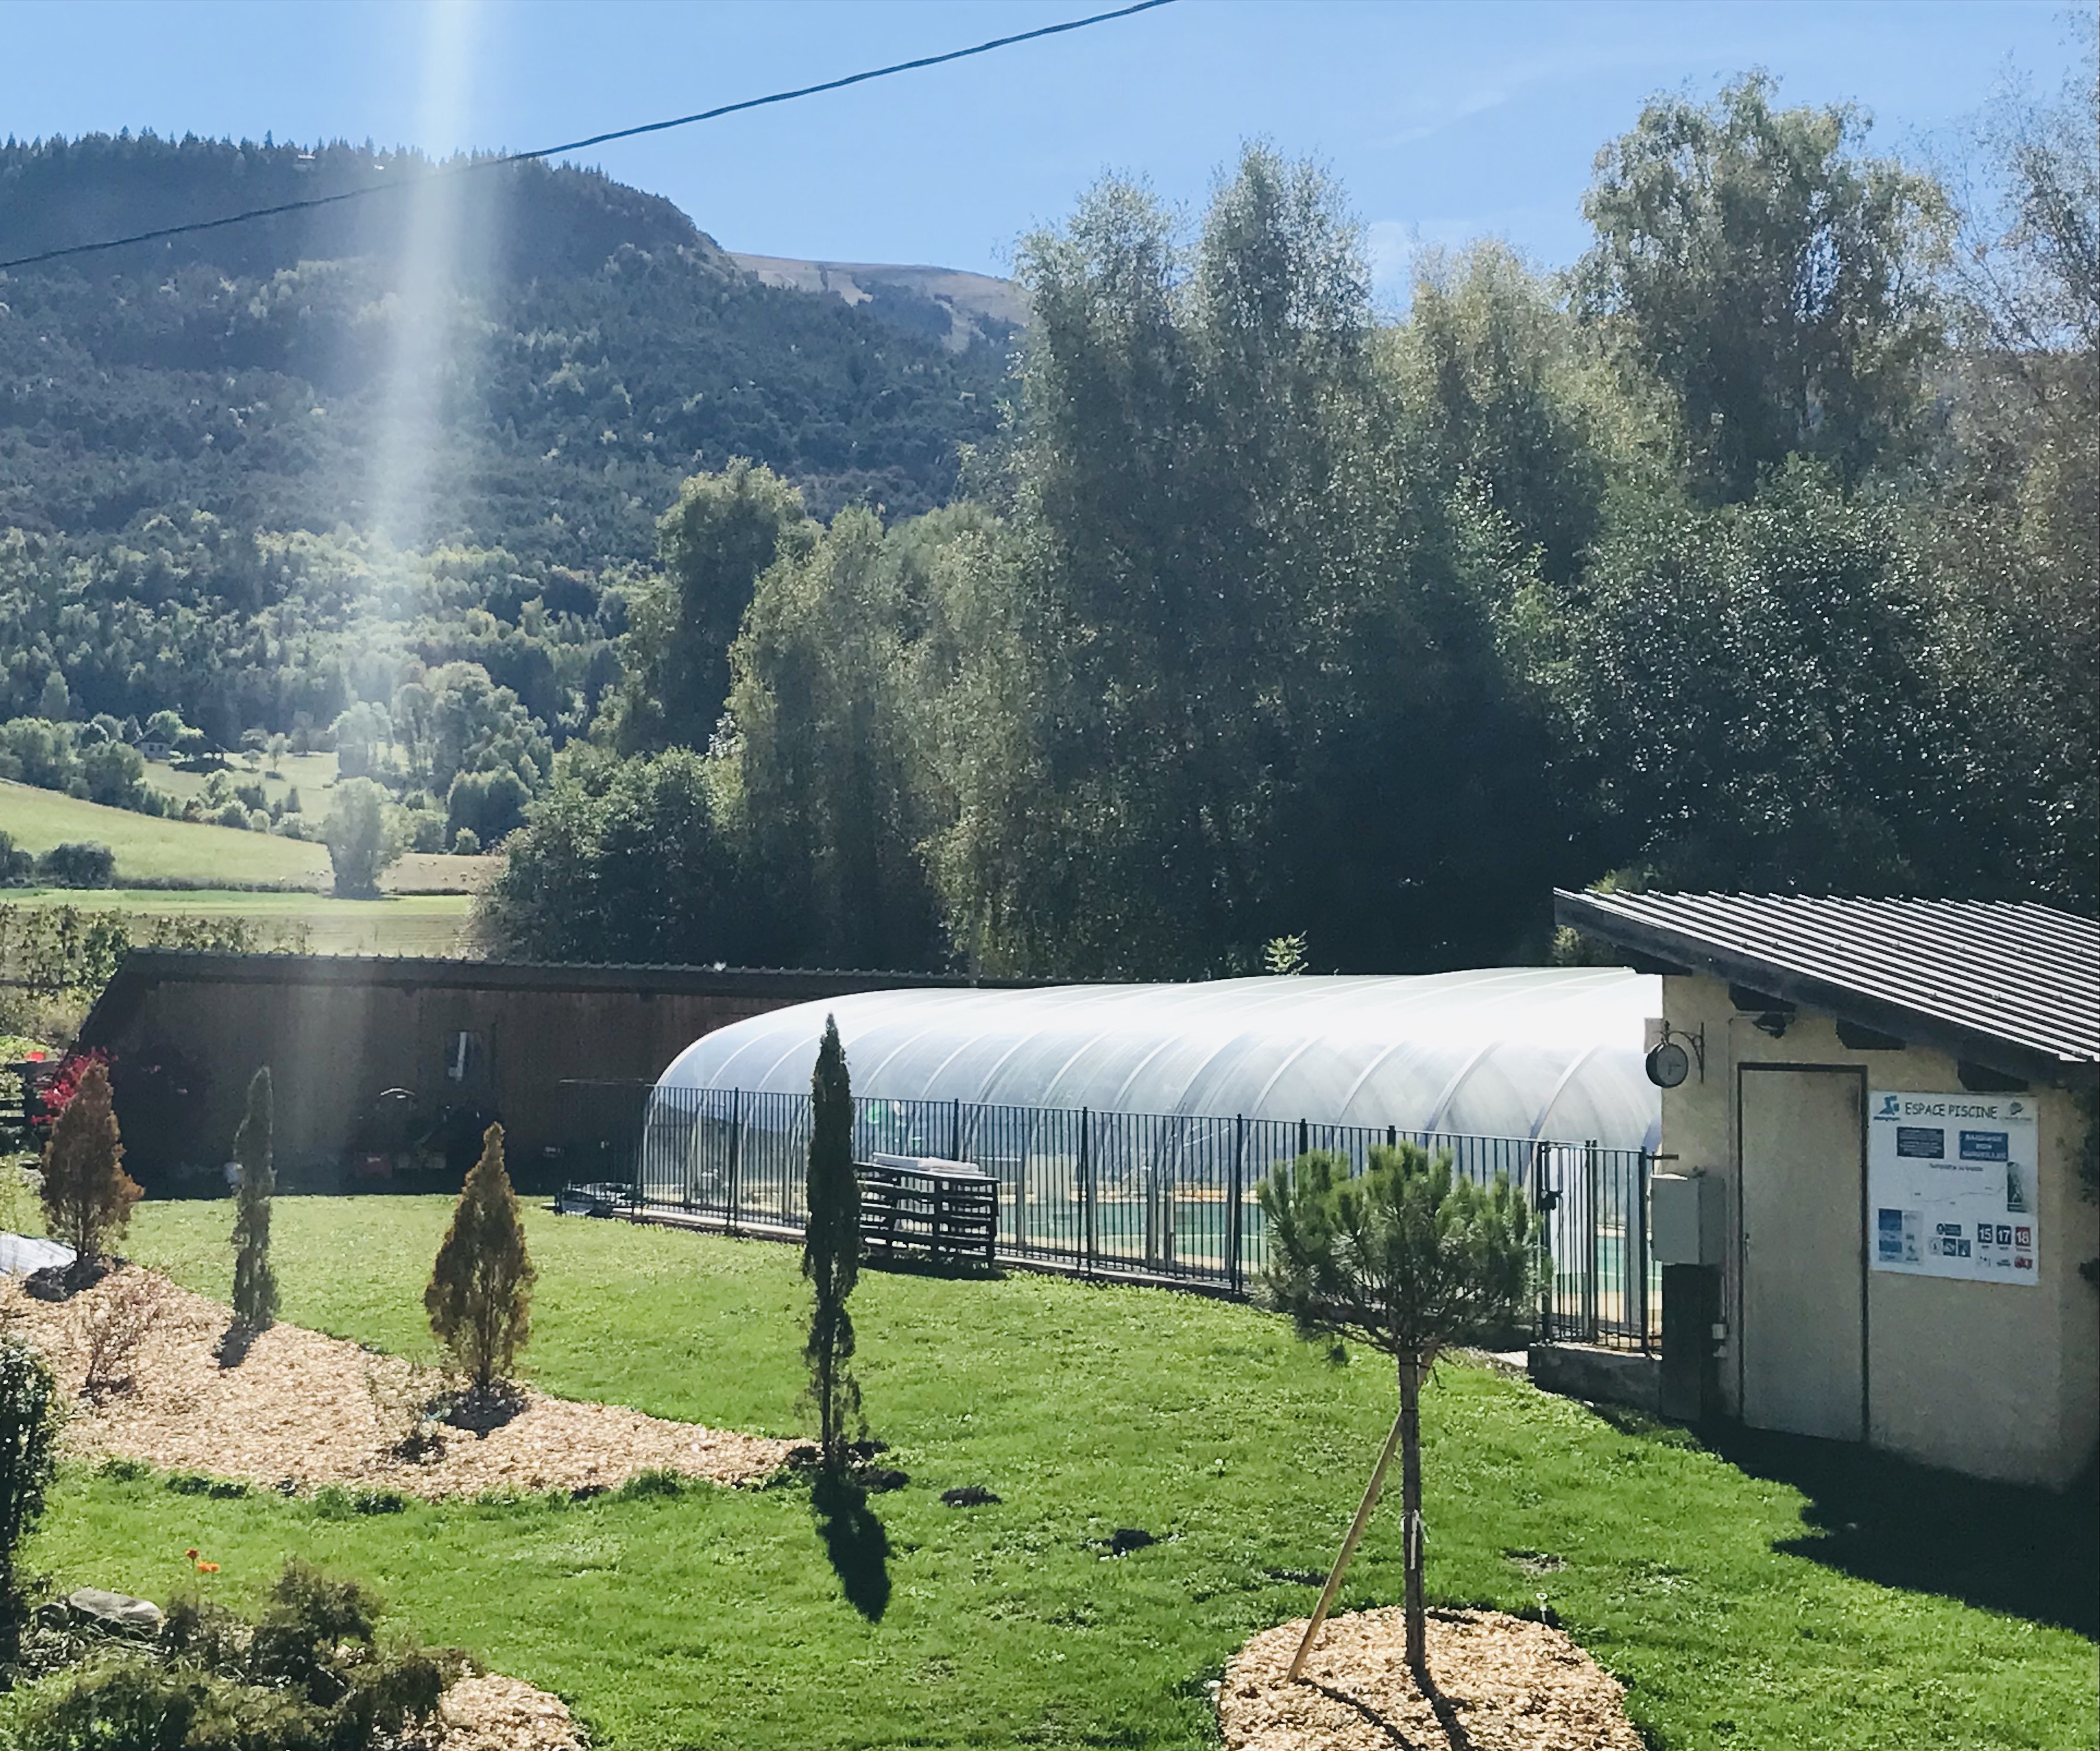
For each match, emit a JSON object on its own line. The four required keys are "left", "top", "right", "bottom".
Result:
{"left": 1556, "top": 890, "right": 2098, "bottom": 1489}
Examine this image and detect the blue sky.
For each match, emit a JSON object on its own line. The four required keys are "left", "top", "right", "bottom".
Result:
{"left": 2, "top": 1, "right": 2079, "bottom": 299}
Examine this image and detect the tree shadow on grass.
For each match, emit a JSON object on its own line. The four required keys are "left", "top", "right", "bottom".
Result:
{"left": 1702, "top": 1422, "right": 2098, "bottom": 1638}
{"left": 811, "top": 1467, "right": 891, "bottom": 1622}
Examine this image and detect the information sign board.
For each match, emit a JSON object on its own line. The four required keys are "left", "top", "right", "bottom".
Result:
{"left": 1868, "top": 1090, "right": 2037, "bottom": 1285}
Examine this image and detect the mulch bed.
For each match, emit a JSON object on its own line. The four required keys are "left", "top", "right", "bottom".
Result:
{"left": 1221, "top": 1606, "right": 1646, "bottom": 1751}
{"left": 6, "top": 1266, "right": 791, "bottom": 1499}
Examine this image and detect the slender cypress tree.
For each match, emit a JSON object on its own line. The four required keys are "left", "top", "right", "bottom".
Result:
{"left": 803, "top": 1016, "right": 861, "bottom": 1471}
{"left": 425, "top": 1124, "right": 536, "bottom": 1403}
{"left": 230, "top": 1067, "right": 278, "bottom": 1331}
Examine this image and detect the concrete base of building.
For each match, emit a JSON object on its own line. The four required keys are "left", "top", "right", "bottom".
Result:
{"left": 1527, "top": 1341, "right": 1661, "bottom": 1417}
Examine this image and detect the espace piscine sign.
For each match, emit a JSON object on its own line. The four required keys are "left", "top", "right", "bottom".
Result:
{"left": 1868, "top": 1091, "right": 2038, "bottom": 1286}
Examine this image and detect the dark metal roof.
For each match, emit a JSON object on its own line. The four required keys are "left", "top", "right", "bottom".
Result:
{"left": 78, "top": 950, "right": 1037, "bottom": 1048}
{"left": 1553, "top": 891, "right": 2100, "bottom": 1088}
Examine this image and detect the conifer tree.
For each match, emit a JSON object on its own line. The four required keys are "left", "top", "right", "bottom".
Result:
{"left": 424, "top": 1124, "right": 535, "bottom": 1403}
{"left": 39, "top": 1060, "right": 141, "bottom": 1271}
{"left": 230, "top": 1066, "right": 278, "bottom": 1331}
{"left": 803, "top": 1016, "right": 861, "bottom": 1471}
{"left": 1262, "top": 1143, "right": 1534, "bottom": 1680}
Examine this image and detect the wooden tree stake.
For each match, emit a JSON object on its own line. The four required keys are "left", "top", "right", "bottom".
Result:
{"left": 1287, "top": 1406, "right": 1406, "bottom": 1682}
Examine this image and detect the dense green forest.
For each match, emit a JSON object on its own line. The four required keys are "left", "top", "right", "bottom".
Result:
{"left": 0, "top": 132, "right": 1009, "bottom": 745}
{"left": 4, "top": 55, "right": 2092, "bottom": 977}
{"left": 487, "top": 61, "right": 2096, "bottom": 976}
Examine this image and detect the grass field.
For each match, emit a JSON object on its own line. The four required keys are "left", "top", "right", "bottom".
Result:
{"left": 0, "top": 779, "right": 330, "bottom": 886}
{"left": 0, "top": 887, "right": 476, "bottom": 954}
{"left": 149, "top": 750, "right": 344, "bottom": 822}
{"left": 28, "top": 1196, "right": 2096, "bottom": 1751}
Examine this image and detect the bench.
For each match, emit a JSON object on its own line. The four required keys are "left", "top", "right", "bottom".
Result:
{"left": 857, "top": 1153, "right": 997, "bottom": 1267}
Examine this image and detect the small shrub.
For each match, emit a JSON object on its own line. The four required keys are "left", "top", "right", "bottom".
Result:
{"left": 614, "top": 1467, "right": 684, "bottom": 1502}
{"left": 309, "top": 1486, "right": 356, "bottom": 1520}
{"left": 165, "top": 1473, "right": 248, "bottom": 1500}
{"left": 362, "top": 1357, "right": 444, "bottom": 1464}
{"left": 11, "top": 1558, "right": 457, "bottom": 1751}
{"left": 451, "top": 827, "right": 481, "bottom": 857}
{"left": 71, "top": 1269, "right": 171, "bottom": 1400}
{"left": 32, "top": 843, "right": 114, "bottom": 889}
{"left": 95, "top": 1456, "right": 153, "bottom": 1484}
{"left": 0, "top": 1337, "right": 60, "bottom": 1637}
{"left": 424, "top": 1124, "right": 534, "bottom": 1407}
{"left": 351, "top": 1489, "right": 407, "bottom": 1516}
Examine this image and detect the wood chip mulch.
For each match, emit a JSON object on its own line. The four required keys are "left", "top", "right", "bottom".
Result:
{"left": 1221, "top": 1606, "right": 1646, "bottom": 1751}
{"left": 5, "top": 1267, "right": 791, "bottom": 1499}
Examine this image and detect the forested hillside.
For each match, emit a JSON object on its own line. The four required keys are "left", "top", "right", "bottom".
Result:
{"left": 0, "top": 133, "right": 1007, "bottom": 740}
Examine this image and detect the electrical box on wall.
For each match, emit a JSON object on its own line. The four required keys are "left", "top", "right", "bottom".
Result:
{"left": 1652, "top": 1169, "right": 1723, "bottom": 1266}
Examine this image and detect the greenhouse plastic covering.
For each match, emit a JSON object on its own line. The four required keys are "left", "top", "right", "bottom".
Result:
{"left": 653, "top": 970, "right": 1662, "bottom": 1152}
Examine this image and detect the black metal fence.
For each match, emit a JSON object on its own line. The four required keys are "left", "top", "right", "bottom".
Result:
{"left": 633, "top": 1087, "right": 1658, "bottom": 1349}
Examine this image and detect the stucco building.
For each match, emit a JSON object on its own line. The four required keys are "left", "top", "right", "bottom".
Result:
{"left": 1555, "top": 890, "right": 2098, "bottom": 1489}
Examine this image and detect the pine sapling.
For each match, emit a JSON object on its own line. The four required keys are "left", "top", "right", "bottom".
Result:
{"left": 424, "top": 1123, "right": 535, "bottom": 1410}
{"left": 230, "top": 1066, "right": 279, "bottom": 1331}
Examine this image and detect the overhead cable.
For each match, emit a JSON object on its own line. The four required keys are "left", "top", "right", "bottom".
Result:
{"left": 0, "top": 0, "right": 1177, "bottom": 271}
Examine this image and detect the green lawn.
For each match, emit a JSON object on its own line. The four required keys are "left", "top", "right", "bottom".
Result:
{"left": 0, "top": 888, "right": 475, "bottom": 954}
{"left": 32, "top": 1197, "right": 2096, "bottom": 1751}
{"left": 0, "top": 780, "right": 329, "bottom": 886}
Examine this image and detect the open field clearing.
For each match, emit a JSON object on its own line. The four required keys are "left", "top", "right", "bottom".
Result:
{"left": 149, "top": 750, "right": 344, "bottom": 820}
{"left": 0, "top": 779, "right": 330, "bottom": 886}
{"left": 1, "top": 887, "right": 477, "bottom": 954}
{"left": 26, "top": 1195, "right": 2094, "bottom": 1751}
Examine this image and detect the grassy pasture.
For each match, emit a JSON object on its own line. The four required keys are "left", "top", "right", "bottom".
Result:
{"left": 0, "top": 779, "right": 330, "bottom": 886}
{"left": 25, "top": 1196, "right": 2095, "bottom": 1751}
{"left": 0, "top": 887, "right": 475, "bottom": 954}
{"left": 148, "top": 750, "right": 344, "bottom": 822}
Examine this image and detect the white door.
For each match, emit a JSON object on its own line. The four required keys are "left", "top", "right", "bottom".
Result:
{"left": 1740, "top": 1067, "right": 1864, "bottom": 1442}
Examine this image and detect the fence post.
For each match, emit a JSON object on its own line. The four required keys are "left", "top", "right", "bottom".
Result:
{"left": 950, "top": 1096, "right": 962, "bottom": 1163}
{"left": 1583, "top": 1139, "right": 1599, "bottom": 1342}
{"left": 1535, "top": 1143, "right": 1554, "bottom": 1344}
{"left": 1228, "top": 1114, "right": 1245, "bottom": 1296}
{"left": 1080, "top": 1107, "right": 1093, "bottom": 1279}
{"left": 1635, "top": 1151, "right": 1651, "bottom": 1353}
{"left": 727, "top": 1088, "right": 743, "bottom": 1237}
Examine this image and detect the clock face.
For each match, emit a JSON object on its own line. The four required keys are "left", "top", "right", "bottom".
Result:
{"left": 1646, "top": 1040, "right": 1690, "bottom": 1089}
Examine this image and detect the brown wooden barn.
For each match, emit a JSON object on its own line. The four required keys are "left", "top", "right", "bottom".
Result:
{"left": 77, "top": 951, "right": 1002, "bottom": 1190}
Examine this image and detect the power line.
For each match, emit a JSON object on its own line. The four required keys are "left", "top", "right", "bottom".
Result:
{"left": 0, "top": 0, "right": 1177, "bottom": 272}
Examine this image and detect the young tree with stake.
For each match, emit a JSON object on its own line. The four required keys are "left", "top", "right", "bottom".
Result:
{"left": 230, "top": 1067, "right": 278, "bottom": 1331}
{"left": 425, "top": 1124, "right": 536, "bottom": 1406}
{"left": 1260, "top": 1143, "right": 1534, "bottom": 1680}
{"left": 803, "top": 1016, "right": 861, "bottom": 1472}
{"left": 39, "top": 1059, "right": 141, "bottom": 1275}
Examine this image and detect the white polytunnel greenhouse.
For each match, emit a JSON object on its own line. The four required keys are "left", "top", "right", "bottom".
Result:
{"left": 636, "top": 970, "right": 1663, "bottom": 1321}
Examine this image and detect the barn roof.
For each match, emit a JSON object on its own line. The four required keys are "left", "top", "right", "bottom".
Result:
{"left": 1553, "top": 891, "right": 2100, "bottom": 1088}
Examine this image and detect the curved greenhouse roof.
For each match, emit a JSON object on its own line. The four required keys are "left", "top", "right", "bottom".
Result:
{"left": 654, "top": 970, "right": 1662, "bottom": 1153}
